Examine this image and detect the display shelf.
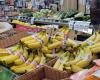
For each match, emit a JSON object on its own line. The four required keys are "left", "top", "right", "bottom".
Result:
{"left": 34, "top": 18, "right": 68, "bottom": 26}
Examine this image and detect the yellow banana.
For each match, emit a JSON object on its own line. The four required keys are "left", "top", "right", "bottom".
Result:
{"left": 41, "top": 46, "right": 52, "bottom": 54}
{"left": 94, "top": 32, "right": 100, "bottom": 43}
{"left": 45, "top": 54, "right": 54, "bottom": 58}
{"left": 0, "top": 55, "right": 19, "bottom": 65}
{"left": 27, "top": 41, "right": 42, "bottom": 49}
{"left": 89, "top": 42, "right": 100, "bottom": 49}
{"left": 11, "top": 53, "right": 34, "bottom": 71}
{"left": 55, "top": 36, "right": 64, "bottom": 41}
{"left": 66, "top": 39, "right": 77, "bottom": 47}
{"left": 71, "top": 65, "right": 83, "bottom": 73}
{"left": 90, "top": 46, "right": 100, "bottom": 54}
{"left": 12, "top": 55, "right": 40, "bottom": 74}
{"left": 65, "top": 66, "right": 72, "bottom": 73}
{"left": 21, "top": 36, "right": 35, "bottom": 43}
{"left": 53, "top": 59, "right": 61, "bottom": 69}
{"left": 12, "top": 66, "right": 27, "bottom": 74}
{"left": 80, "top": 34, "right": 96, "bottom": 47}
{"left": 58, "top": 63, "right": 64, "bottom": 71}
{"left": 40, "top": 54, "right": 46, "bottom": 65}
{"left": 48, "top": 41, "right": 62, "bottom": 50}
{"left": 66, "top": 59, "right": 81, "bottom": 66}
{"left": 76, "top": 60, "right": 90, "bottom": 68}
{"left": 0, "top": 48, "right": 9, "bottom": 57}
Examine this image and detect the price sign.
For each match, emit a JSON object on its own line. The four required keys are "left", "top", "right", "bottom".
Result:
{"left": 74, "top": 21, "right": 92, "bottom": 34}
{"left": 68, "top": 21, "right": 75, "bottom": 29}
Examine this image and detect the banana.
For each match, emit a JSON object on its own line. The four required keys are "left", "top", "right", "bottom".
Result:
{"left": 58, "top": 63, "right": 64, "bottom": 71}
{"left": 45, "top": 54, "right": 54, "bottom": 58}
{"left": 33, "top": 55, "right": 41, "bottom": 64}
{"left": 0, "top": 48, "right": 9, "bottom": 57}
{"left": 65, "top": 66, "right": 72, "bottom": 73}
{"left": 94, "top": 32, "right": 100, "bottom": 43}
{"left": 66, "top": 38, "right": 77, "bottom": 47}
{"left": 41, "top": 46, "right": 52, "bottom": 54}
{"left": 11, "top": 53, "right": 34, "bottom": 71}
{"left": 80, "top": 34, "right": 96, "bottom": 47}
{"left": 53, "top": 59, "right": 61, "bottom": 69}
{"left": 48, "top": 41, "right": 62, "bottom": 50}
{"left": 0, "top": 55, "right": 19, "bottom": 65}
{"left": 76, "top": 60, "right": 90, "bottom": 68}
{"left": 14, "top": 47, "right": 28, "bottom": 65}
{"left": 8, "top": 44, "right": 20, "bottom": 52}
{"left": 12, "top": 66, "right": 27, "bottom": 74}
{"left": 71, "top": 65, "right": 83, "bottom": 73}
{"left": 21, "top": 31, "right": 43, "bottom": 44}
{"left": 21, "top": 36, "right": 35, "bottom": 43}
{"left": 12, "top": 55, "right": 40, "bottom": 74}
{"left": 89, "top": 42, "right": 100, "bottom": 49}
{"left": 40, "top": 54, "right": 46, "bottom": 65}
{"left": 90, "top": 46, "right": 100, "bottom": 54}
{"left": 27, "top": 41, "right": 42, "bottom": 49}
{"left": 66, "top": 59, "right": 81, "bottom": 66}
{"left": 55, "top": 36, "right": 64, "bottom": 41}
{"left": 92, "top": 54, "right": 99, "bottom": 60}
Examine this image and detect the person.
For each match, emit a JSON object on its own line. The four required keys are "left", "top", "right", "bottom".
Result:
{"left": 90, "top": 0, "right": 100, "bottom": 24}
{"left": 44, "top": 0, "right": 49, "bottom": 8}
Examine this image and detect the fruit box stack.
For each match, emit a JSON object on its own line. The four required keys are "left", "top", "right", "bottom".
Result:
{"left": 0, "top": 29, "right": 28, "bottom": 48}
{"left": 15, "top": 65, "right": 71, "bottom": 80}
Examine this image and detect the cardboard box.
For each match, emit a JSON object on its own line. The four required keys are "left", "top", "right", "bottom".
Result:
{"left": 15, "top": 65, "right": 70, "bottom": 80}
{"left": 0, "top": 29, "right": 28, "bottom": 48}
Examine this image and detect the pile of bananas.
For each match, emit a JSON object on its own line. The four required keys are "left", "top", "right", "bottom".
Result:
{"left": 53, "top": 32, "right": 100, "bottom": 73}
{"left": 0, "top": 27, "right": 70, "bottom": 74}
{"left": 0, "top": 44, "right": 52, "bottom": 74}
{"left": 1, "top": 26, "right": 100, "bottom": 75}
{"left": 20, "top": 26, "right": 71, "bottom": 58}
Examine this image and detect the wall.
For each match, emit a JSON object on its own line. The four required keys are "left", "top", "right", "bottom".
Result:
{"left": 78, "top": 0, "right": 86, "bottom": 12}
{"left": 61, "top": 0, "right": 78, "bottom": 11}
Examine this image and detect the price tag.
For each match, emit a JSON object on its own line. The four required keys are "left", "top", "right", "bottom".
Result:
{"left": 31, "top": 17, "right": 34, "bottom": 24}
{"left": 68, "top": 21, "right": 75, "bottom": 29}
{"left": 74, "top": 21, "right": 92, "bottom": 34}
{"left": 82, "top": 28, "right": 93, "bottom": 34}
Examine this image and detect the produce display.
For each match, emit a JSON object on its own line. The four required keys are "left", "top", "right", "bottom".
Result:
{"left": 0, "top": 24, "right": 100, "bottom": 76}
{"left": 74, "top": 12, "right": 90, "bottom": 21}
{"left": 0, "top": 8, "right": 99, "bottom": 80}
{"left": 20, "top": 9, "right": 52, "bottom": 18}
{"left": 53, "top": 10, "right": 78, "bottom": 19}
{"left": 32, "top": 9, "right": 52, "bottom": 18}
{"left": 0, "top": 26, "right": 70, "bottom": 74}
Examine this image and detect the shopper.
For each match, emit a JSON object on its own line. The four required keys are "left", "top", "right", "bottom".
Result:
{"left": 90, "top": 0, "right": 100, "bottom": 25}
{"left": 44, "top": 0, "right": 49, "bottom": 8}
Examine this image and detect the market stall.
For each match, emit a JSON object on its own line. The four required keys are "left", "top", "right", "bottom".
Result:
{"left": 0, "top": 0, "right": 100, "bottom": 80}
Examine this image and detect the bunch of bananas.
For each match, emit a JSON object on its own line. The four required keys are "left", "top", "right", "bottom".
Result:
{"left": 0, "top": 44, "right": 50, "bottom": 74}
{"left": 53, "top": 47, "right": 93, "bottom": 73}
{"left": 53, "top": 32, "right": 100, "bottom": 73}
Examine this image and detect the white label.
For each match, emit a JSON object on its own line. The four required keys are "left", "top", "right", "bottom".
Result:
{"left": 68, "top": 21, "right": 75, "bottom": 29}
{"left": 92, "top": 70, "right": 100, "bottom": 78}
{"left": 74, "top": 21, "right": 92, "bottom": 34}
